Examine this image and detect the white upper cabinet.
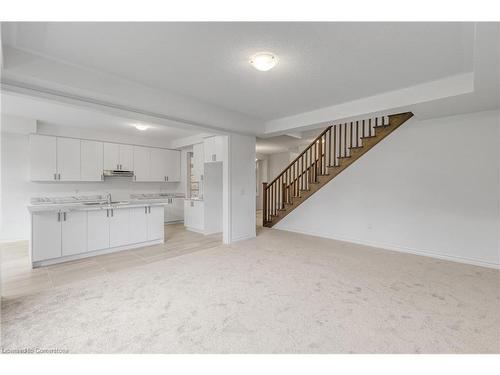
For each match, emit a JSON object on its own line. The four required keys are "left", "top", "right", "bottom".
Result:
{"left": 103, "top": 143, "right": 134, "bottom": 171}
{"left": 133, "top": 146, "right": 151, "bottom": 181}
{"left": 57, "top": 137, "right": 81, "bottom": 181}
{"left": 81, "top": 140, "right": 104, "bottom": 181}
{"left": 30, "top": 135, "right": 57, "bottom": 181}
{"left": 150, "top": 148, "right": 168, "bottom": 182}
{"left": 119, "top": 144, "right": 134, "bottom": 171}
{"left": 165, "top": 149, "right": 181, "bottom": 182}
{"left": 30, "top": 135, "right": 81, "bottom": 181}
{"left": 204, "top": 136, "right": 224, "bottom": 163}
{"left": 103, "top": 142, "right": 120, "bottom": 171}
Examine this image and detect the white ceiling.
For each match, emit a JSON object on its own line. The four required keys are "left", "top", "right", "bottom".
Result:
{"left": 2, "top": 22, "right": 474, "bottom": 121}
{"left": 1, "top": 92, "right": 202, "bottom": 141}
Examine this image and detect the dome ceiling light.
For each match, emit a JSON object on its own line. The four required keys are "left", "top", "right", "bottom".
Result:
{"left": 249, "top": 52, "right": 279, "bottom": 72}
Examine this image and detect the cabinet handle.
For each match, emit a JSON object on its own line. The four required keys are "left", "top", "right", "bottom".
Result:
{"left": 145, "top": 206, "right": 147, "bottom": 214}
{"left": 148, "top": 206, "right": 151, "bottom": 214}
{"left": 57, "top": 212, "right": 61, "bottom": 222}
{"left": 63, "top": 212, "right": 67, "bottom": 221}
{"left": 166, "top": 176, "right": 169, "bottom": 181}
{"left": 164, "top": 176, "right": 166, "bottom": 182}
{"left": 111, "top": 209, "right": 114, "bottom": 217}
{"left": 212, "top": 154, "right": 216, "bottom": 161}
{"left": 54, "top": 173, "right": 57, "bottom": 180}
{"left": 106, "top": 209, "right": 109, "bottom": 217}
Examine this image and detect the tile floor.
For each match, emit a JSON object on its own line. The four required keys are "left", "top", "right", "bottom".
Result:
{"left": 1, "top": 223, "right": 222, "bottom": 298}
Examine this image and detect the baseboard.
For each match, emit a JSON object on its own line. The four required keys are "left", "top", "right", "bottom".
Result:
{"left": 275, "top": 226, "right": 500, "bottom": 270}
{"left": 32, "top": 239, "right": 164, "bottom": 268}
{"left": 230, "top": 233, "right": 256, "bottom": 243}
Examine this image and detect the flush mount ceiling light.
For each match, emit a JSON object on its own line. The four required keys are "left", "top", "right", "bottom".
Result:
{"left": 249, "top": 52, "right": 279, "bottom": 72}
{"left": 134, "top": 124, "right": 150, "bottom": 131}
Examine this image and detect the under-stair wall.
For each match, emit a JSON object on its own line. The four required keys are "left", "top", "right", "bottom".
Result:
{"left": 274, "top": 110, "right": 500, "bottom": 268}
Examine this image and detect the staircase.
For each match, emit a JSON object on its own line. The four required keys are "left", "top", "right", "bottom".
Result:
{"left": 262, "top": 112, "right": 414, "bottom": 228}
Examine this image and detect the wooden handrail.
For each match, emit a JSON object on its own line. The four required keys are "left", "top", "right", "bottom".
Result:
{"left": 266, "top": 126, "right": 332, "bottom": 187}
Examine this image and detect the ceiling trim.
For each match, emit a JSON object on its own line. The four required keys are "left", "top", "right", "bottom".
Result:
{"left": 0, "top": 78, "right": 247, "bottom": 136}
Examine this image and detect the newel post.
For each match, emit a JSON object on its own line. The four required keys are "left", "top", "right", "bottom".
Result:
{"left": 262, "top": 182, "right": 268, "bottom": 225}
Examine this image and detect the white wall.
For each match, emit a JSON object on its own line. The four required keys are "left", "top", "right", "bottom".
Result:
{"left": 226, "top": 134, "right": 256, "bottom": 242}
{"left": 268, "top": 152, "right": 294, "bottom": 181}
{"left": 276, "top": 110, "right": 500, "bottom": 268}
{"left": 1, "top": 125, "right": 184, "bottom": 242}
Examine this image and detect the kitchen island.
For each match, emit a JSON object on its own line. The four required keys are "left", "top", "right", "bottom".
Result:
{"left": 28, "top": 197, "right": 170, "bottom": 267}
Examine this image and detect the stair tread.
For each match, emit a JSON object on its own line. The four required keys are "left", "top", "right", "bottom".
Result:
{"left": 360, "top": 135, "right": 377, "bottom": 139}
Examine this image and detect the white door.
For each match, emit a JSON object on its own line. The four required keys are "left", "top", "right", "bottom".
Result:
{"left": 150, "top": 148, "right": 167, "bottom": 182}
{"left": 81, "top": 140, "right": 104, "bottom": 181}
{"left": 165, "top": 150, "right": 181, "bottom": 182}
{"left": 147, "top": 206, "right": 164, "bottom": 240}
{"left": 130, "top": 206, "right": 148, "bottom": 243}
{"left": 32, "top": 211, "right": 61, "bottom": 262}
{"left": 61, "top": 210, "right": 87, "bottom": 256}
{"left": 133, "top": 146, "right": 151, "bottom": 181}
{"left": 87, "top": 209, "right": 110, "bottom": 252}
{"left": 57, "top": 137, "right": 81, "bottom": 181}
{"left": 30, "top": 135, "right": 57, "bottom": 181}
{"left": 119, "top": 144, "right": 134, "bottom": 171}
{"left": 103, "top": 142, "right": 120, "bottom": 170}
{"left": 109, "top": 208, "right": 130, "bottom": 247}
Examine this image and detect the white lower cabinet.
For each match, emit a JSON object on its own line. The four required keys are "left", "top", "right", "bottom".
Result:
{"left": 109, "top": 208, "right": 130, "bottom": 248}
{"left": 87, "top": 210, "right": 110, "bottom": 252}
{"left": 164, "top": 198, "right": 184, "bottom": 223}
{"left": 32, "top": 211, "right": 62, "bottom": 262}
{"left": 31, "top": 205, "right": 165, "bottom": 265}
{"left": 147, "top": 206, "right": 164, "bottom": 240}
{"left": 61, "top": 211, "right": 87, "bottom": 256}
{"left": 130, "top": 207, "right": 148, "bottom": 243}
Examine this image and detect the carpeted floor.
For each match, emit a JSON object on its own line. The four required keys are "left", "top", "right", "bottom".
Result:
{"left": 2, "top": 228, "right": 499, "bottom": 353}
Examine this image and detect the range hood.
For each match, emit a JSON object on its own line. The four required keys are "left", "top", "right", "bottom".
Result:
{"left": 103, "top": 170, "right": 134, "bottom": 177}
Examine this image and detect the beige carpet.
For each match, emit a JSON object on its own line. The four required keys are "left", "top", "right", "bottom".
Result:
{"left": 2, "top": 228, "right": 499, "bottom": 353}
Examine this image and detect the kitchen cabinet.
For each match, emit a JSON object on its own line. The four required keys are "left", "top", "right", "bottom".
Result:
{"left": 204, "top": 136, "right": 224, "bottom": 163}
{"left": 81, "top": 140, "right": 104, "bottom": 181}
{"left": 30, "top": 134, "right": 57, "bottom": 181}
{"left": 31, "top": 204, "right": 166, "bottom": 266}
{"left": 184, "top": 199, "right": 204, "bottom": 232}
{"left": 57, "top": 137, "right": 81, "bottom": 181}
{"left": 192, "top": 143, "right": 204, "bottom": 182}
{"left": 165, "top": 149, "right": 181, "bottom": 182}
{"left": 147, "top": 206, "right": 164, "bottom": 240}
{"left": 104, "top": 143, "right": 134, "bottom": 171}
{"left": 109, "top": 208, "right": 130, "bottom": 248}
{"left": 31, "top": 211, "right": 62, "bottom": 262}
{"left": 150, "top": 148, "right": 168, "bottom": 182}
{"left": 133, "top": 146, "right": 151, "bottom": 181}
{"left": 164, "top": 198, "right": 184, "bottom": 223}
{"left": 61, "top": 210, "right": 87, "bottom": 256}
{"left": 130, "top": 206, "right": 148, "bottom": 243}
{"left": 87, "top": 210, "right": 110, "bottom": 252}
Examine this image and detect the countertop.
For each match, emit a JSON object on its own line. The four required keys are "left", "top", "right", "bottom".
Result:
{"left": 28, "top": 199, "right": 172, "bottom": 213}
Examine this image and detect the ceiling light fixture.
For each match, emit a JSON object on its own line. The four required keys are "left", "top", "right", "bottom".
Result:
{"left": 250, "top": 52, "right": 279, "bottom": 72}
{"left": 134, "top": 124, "right": 150, "bottom": 131}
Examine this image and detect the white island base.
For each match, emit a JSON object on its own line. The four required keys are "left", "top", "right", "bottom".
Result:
{"left": 30, "top": 204, "right": 165, "bottom": 268}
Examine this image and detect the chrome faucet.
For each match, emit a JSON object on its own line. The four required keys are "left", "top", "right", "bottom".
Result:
{"left": 106, "top": 193, "right": 112, "bottom": 204}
